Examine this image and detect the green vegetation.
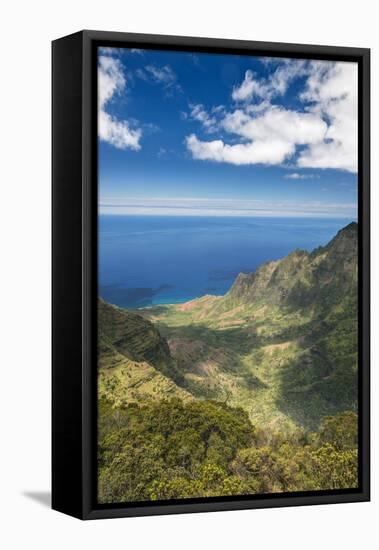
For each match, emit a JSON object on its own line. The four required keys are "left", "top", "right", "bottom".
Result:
{"left": 98, "top": 222, "right": 359, "bottom": 502}
{"left": 98, "top": 399, "right": 358, "bottom": 502}
{"left": 98, "top": 299, "right": 192, "bottom": 406}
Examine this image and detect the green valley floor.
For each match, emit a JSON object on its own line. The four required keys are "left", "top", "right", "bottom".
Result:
{"left": 97, "top": 222, "right": 359, "bottom": 503}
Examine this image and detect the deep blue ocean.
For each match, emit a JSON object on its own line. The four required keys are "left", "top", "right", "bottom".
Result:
{"left": 99, "top": 215, "right": 353, "bottom": 308}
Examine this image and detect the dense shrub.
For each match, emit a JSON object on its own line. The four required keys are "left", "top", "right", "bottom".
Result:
{"left": 98, "top": 399, "right": 358, "bottom": 503}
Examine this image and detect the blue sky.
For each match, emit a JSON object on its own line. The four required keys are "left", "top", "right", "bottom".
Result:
{"left": 98, "top": 47, "right": 358, "bottom": 218}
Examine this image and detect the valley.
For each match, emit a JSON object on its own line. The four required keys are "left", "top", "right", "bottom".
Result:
{"left": 97, "top": 222, "right": 359, "bottom": 502}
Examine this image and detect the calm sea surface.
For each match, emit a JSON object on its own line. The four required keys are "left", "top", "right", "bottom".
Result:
{"left": 99, "top": 215, "right": 353, "bottom": 308}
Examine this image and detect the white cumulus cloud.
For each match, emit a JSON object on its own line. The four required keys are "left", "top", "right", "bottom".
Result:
{"left": 222, "top": 106, "right": 326, "bottom": 145}
{"left": 98, "top": 55, "right": 141, "bottom": 150}
{"left": 186, "top": 59, "right": 357, "bottom": 173}
{"left": 187, "top": 105, "right": 327, "bottom": 166}
{"left": 232, "top": 60, "right": 307, "bottom": 103}
{"left": 298, "top": 61, "right": 358, "bottom": 172}
{"left": 232, "top": 70, "right": 269, "bottom": 102}
{"left": 188, "top": 104, "right": 218, "bottom": 132}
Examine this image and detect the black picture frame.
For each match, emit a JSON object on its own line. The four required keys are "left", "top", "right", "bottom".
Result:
{"left": 52, "top": 30, "right": 370, "bottom": 520}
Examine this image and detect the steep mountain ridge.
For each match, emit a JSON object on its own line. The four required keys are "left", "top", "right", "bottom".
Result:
{"left": 147, "top": 222, "right": 358, "bottom": 430}
{"left": 218, "top": 221, "right": 357, "bottom": 313}
{"left": 98, "top": 222, "right": 359, "bottom": 503}
{"left": 98, "top": 298, "right": 187, "bottom": 384}
{"left": 98, "top": 299, "right": 191, "bottom": 405}
{"left": 99, "top": 298, "right": 172, "bottom": 368}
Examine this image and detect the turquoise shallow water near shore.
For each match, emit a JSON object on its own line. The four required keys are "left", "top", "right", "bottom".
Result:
{"left": 99, "top": 215, "right": 354, "bottom": 308}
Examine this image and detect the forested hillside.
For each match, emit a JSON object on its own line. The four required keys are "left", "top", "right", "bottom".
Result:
{"left": 98, "top": 222, "right": 359, "bottom": 503}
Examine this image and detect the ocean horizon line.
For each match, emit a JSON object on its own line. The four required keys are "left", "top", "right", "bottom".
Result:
{"left": 99, "top": 211, "right": 357, "bottom": 220}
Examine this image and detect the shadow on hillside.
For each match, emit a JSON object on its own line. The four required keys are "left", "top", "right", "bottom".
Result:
{"left": 274, "top": 346, "right": 357, "bottom": 431}
{"left": 158, "top": 322, "right": 258, "bottom": 354}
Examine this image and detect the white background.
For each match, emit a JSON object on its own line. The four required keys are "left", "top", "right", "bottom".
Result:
{"left": 0, "top": 1, "right": 376, "bottom": 548}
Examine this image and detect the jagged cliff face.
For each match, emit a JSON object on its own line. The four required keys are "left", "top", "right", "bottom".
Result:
{"left": 97, "top": 222, "right": 359, "bottom": 503}
{"left": 98, "top": 298, "right": 173, "bottom": 369}
{"left": 98, "top": 222, "right": 358, "bottom": 429}
{"left": 145, "top": 222, "right": 358, "bottom": 430}
{"left": 98, "top": 299, "right": 191, "bottom": 406}
{"left": 223, "top": 222, "right": 358, "bottom": 312}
